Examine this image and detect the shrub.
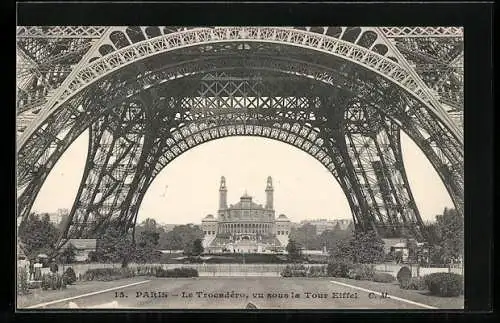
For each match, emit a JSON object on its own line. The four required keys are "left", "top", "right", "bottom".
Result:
{"left": 424, "top": 273, "right": 463, "bottom": 297}
{"left": 135, "top": 265, "right": 157, "bottom": 276}
{"left": 28, "top": 280, "right": 41, "bottom": 289}
{"left": 82, "top": 267, "right": 134, "bottom": 281}
{"left": 327, "top": 260, "right": 355, "bottom": 278}
{"left": 401, "top": 276, "right": 427, "bottom": 290}
{"left": 41, "top": 274, "right": 50, "bottom": 290}
{"left": 280, "top": 264, "right": 307, "bottom": 277}
{"left": 63, "top": 267, "right": 77, "bottom": 285}
{"left": 156, "top": 267, "right": 199, "bottom": 278}
{"left": 396, "top": 266, "right": 412, "bottom": 287}
{"left": 372, "top": 272, "right": 395, "bottom": 283}
{"left": 347, "top": 263, "right": 375, "bottom": 281}
{"left": 41, "top": 273, "right": 66, "bottom": 290}
{"left": 307, "top": 266, "right": 327, "bottom": 278}
{"left": 17, "top": 267, "right": 29, "bottom": 295}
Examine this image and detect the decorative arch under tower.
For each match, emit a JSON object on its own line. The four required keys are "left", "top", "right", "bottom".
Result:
{"left": 15, "top": 26, "right": 464, "bottom": 250}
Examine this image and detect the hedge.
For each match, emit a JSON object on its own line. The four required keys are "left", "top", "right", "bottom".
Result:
{"left": 372, "top": 272, "right": 395, "bottom": 283}
{"left": 280, "top": 264, "right": 307, "bottom": 277}
{"left": 155, "top": 267, "right": 199, "bottom": 278}
{"left": 396, "top": 266, "right": 412, "bottom": 286}
{"left": 424, "top": 272, "right": 463, "bottom": 297}
{"left": 326, "top": 260, "right": 354, "bottom": 278}
{"left": 401, "top": 276, "right": 427, "bottom": 290}
{"left": 17, "top": 267, "right": 29, "bottom": 295}
{"left": 41, "top": 273, "right": 67, "bottom": 290}
{"left": 82, "top": 268, "right": 134, "bottom": 281}
{"left": 347, "top": 264, "right": 375, "bottom": 281}
{"left": 307, "top": 265, "right": 328, "bottom": 277}
{"left": 63, "top": 267, "right": 77, "bottom": 285}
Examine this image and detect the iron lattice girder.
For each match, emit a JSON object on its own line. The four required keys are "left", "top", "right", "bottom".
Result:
{"left": 342, "top": 110, "right": 426, "bottom": 239}
{"left": 17, "top": 26, "right": 462, "bottom": 150}
{"left": 58, "top": 105, "right": 383, "bottom": 242}
{"left": 381, "top": 27, "right": 463, "bottom": 38}
{"left": 16, "top": 35, "right": 97, "bottom": 130}
{"left": 16, "top": 26, "right": 108, "bottom": 38}
{"left": 17, "top": 56, "right": 463, "bottom": 228}
{"left": 61, "top": 106, "right": 146, "bottom": 241}
{"left": 391, "top": 36, "right": 464, "bottom": 113}
{"left": 53, "top": 89, "right": 454, "bottom": 243}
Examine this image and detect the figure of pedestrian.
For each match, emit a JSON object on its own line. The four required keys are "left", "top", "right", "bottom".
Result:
{"left": 33, "top": 258, "right": 43, "bottom": 281}
{"left": 29, "top": 260, "right": 34, "bottom": 281}
{"left": 49, "top": 258, "right": 59, "bottom": 274}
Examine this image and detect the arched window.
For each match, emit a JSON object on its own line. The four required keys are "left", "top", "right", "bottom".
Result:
{"left": 309, "top": 27, "right": 325, "bottom": 34}
{"left": 326, "top": 27, "right": 342, "bottom": 38}
{"left": 342, "top": 27, "right": 361, "bottom": 43}
{"left": 145, "top": 26, "right": 161, "bottom": 38}
{"left": 126, "top": 26, "right": 146, "bottom": 43}
{"left": 98, "top": 44, "right": 114, "bottom": 56}
{"left": 372, "top": 44, "right": 388, "bottom": 56}
{"left": 109, "top": 31, "right": 130, "bottom": 49}
{"left": 357, "top": 31, "right": 378, "bottom": 48}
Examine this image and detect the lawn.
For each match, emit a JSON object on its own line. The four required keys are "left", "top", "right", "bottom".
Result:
{"left": 330, "top": 277, "right": 464, "bottom": 309}
{"left": 17, "top": 277, "right": 148, "bottom": 308}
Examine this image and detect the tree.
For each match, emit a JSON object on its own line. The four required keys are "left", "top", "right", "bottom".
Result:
{"left": 57, "top": 211, "right": 70, "bottom": 232}
{"left": 87, "top": 251, "right": 98, "bottom": 262}
{"left": 135, "top": 230, "right": 160, "bottom": 263}
{"left": 405, "top": 238, "right": 418, "bottom": 265}
{"left": 351, "top": 230, "right": 385, "bottom": 264}
{"left": 289, "top": 223, "right": 319, "bottom": 250}
{"left": 329, "top": 236, "right": 353, "bottom": 261}
{"left": 319, "top": 228, "right": 353, "bottom": 252}
{"left": 286, "top": 239, "right": 302, "bottom": 262}
{"left": 95, "top": 226, "right": 134, "bottom": 266}
{"left": 329, "top": 230, "right": 385, "bottom": 264}
{"left": 58, "top": 242, "right": 76, "bottom": 264}
{"left": 18, "top": 213, "right": 59, "bottom": 259}
{"left": 158, "top": 224, "right": 204, "bottom": 251}
{"left": 434, "top": 208, "right": 464, "bottom": 263}
{"left": 345, "top": 221, "right": 356, "bottom": 233}
{"left": 190, "top": 239, "right": 204, "bottom": 256}
{"left": 423, "top": 221, "right": 440, "bottom": 245}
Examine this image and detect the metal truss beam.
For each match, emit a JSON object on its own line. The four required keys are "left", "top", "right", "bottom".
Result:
{"left": 343, "top": 105, "right": 426, "bottom": 239}
{"left": 381, "top": 27, "right": 463, "bottom": 38}
{"left": 18, "top": 26, "right": 462, "bottom": 150}
{"left": 59, "top": 104, "right": 146, "bottom": 246}
{"left": 16, "top": 26, "right": 107, "bottom": 39}
{"left": 17, "top": 54, "right": 463, "bottom": 244}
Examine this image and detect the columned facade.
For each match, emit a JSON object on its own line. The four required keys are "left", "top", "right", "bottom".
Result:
{"left": 202, "top": 177, "right": 291, "bottom": 253}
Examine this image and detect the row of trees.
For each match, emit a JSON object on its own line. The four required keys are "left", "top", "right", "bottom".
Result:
{"left": 289, "top": 222, "right": 354, "bottom": 251}
{"left": 287, "top": 207, "right": 463, "bottom": 266}
{"left": 18, "top": 214, "right": 205, "bottom": 265}
{"left": 90, "top": 219, "right": 205, "bottom": 266}
{"left": 19, "top": 207, "right": 462, "bottom": 267}
{"left": 134, "top": 218, "right": 204, "bottom": 253}
{"left": 286, "top": 229, "right": 386, "bottom": 264}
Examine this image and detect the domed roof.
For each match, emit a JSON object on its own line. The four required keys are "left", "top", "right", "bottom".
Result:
{"left": 278, "top": 214, "right": 288, "bottom": 219}
{"left": 241, "top": 190, "right": 252, "bottom": 199}
{"left": 204, "top": 214, "right": 214, "bottom": 219}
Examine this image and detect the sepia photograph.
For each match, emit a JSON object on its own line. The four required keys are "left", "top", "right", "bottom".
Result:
{"left": 16, "top": 25, "right": 465, "bottom": 310}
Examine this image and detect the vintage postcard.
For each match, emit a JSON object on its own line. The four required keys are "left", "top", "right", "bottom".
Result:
{"left": 16, "top": 26, "right": 464, "bottom": 310}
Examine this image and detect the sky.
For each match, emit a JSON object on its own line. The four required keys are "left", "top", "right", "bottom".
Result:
{"left": 30, "top": 130, "right": 454, "bottom": 225}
